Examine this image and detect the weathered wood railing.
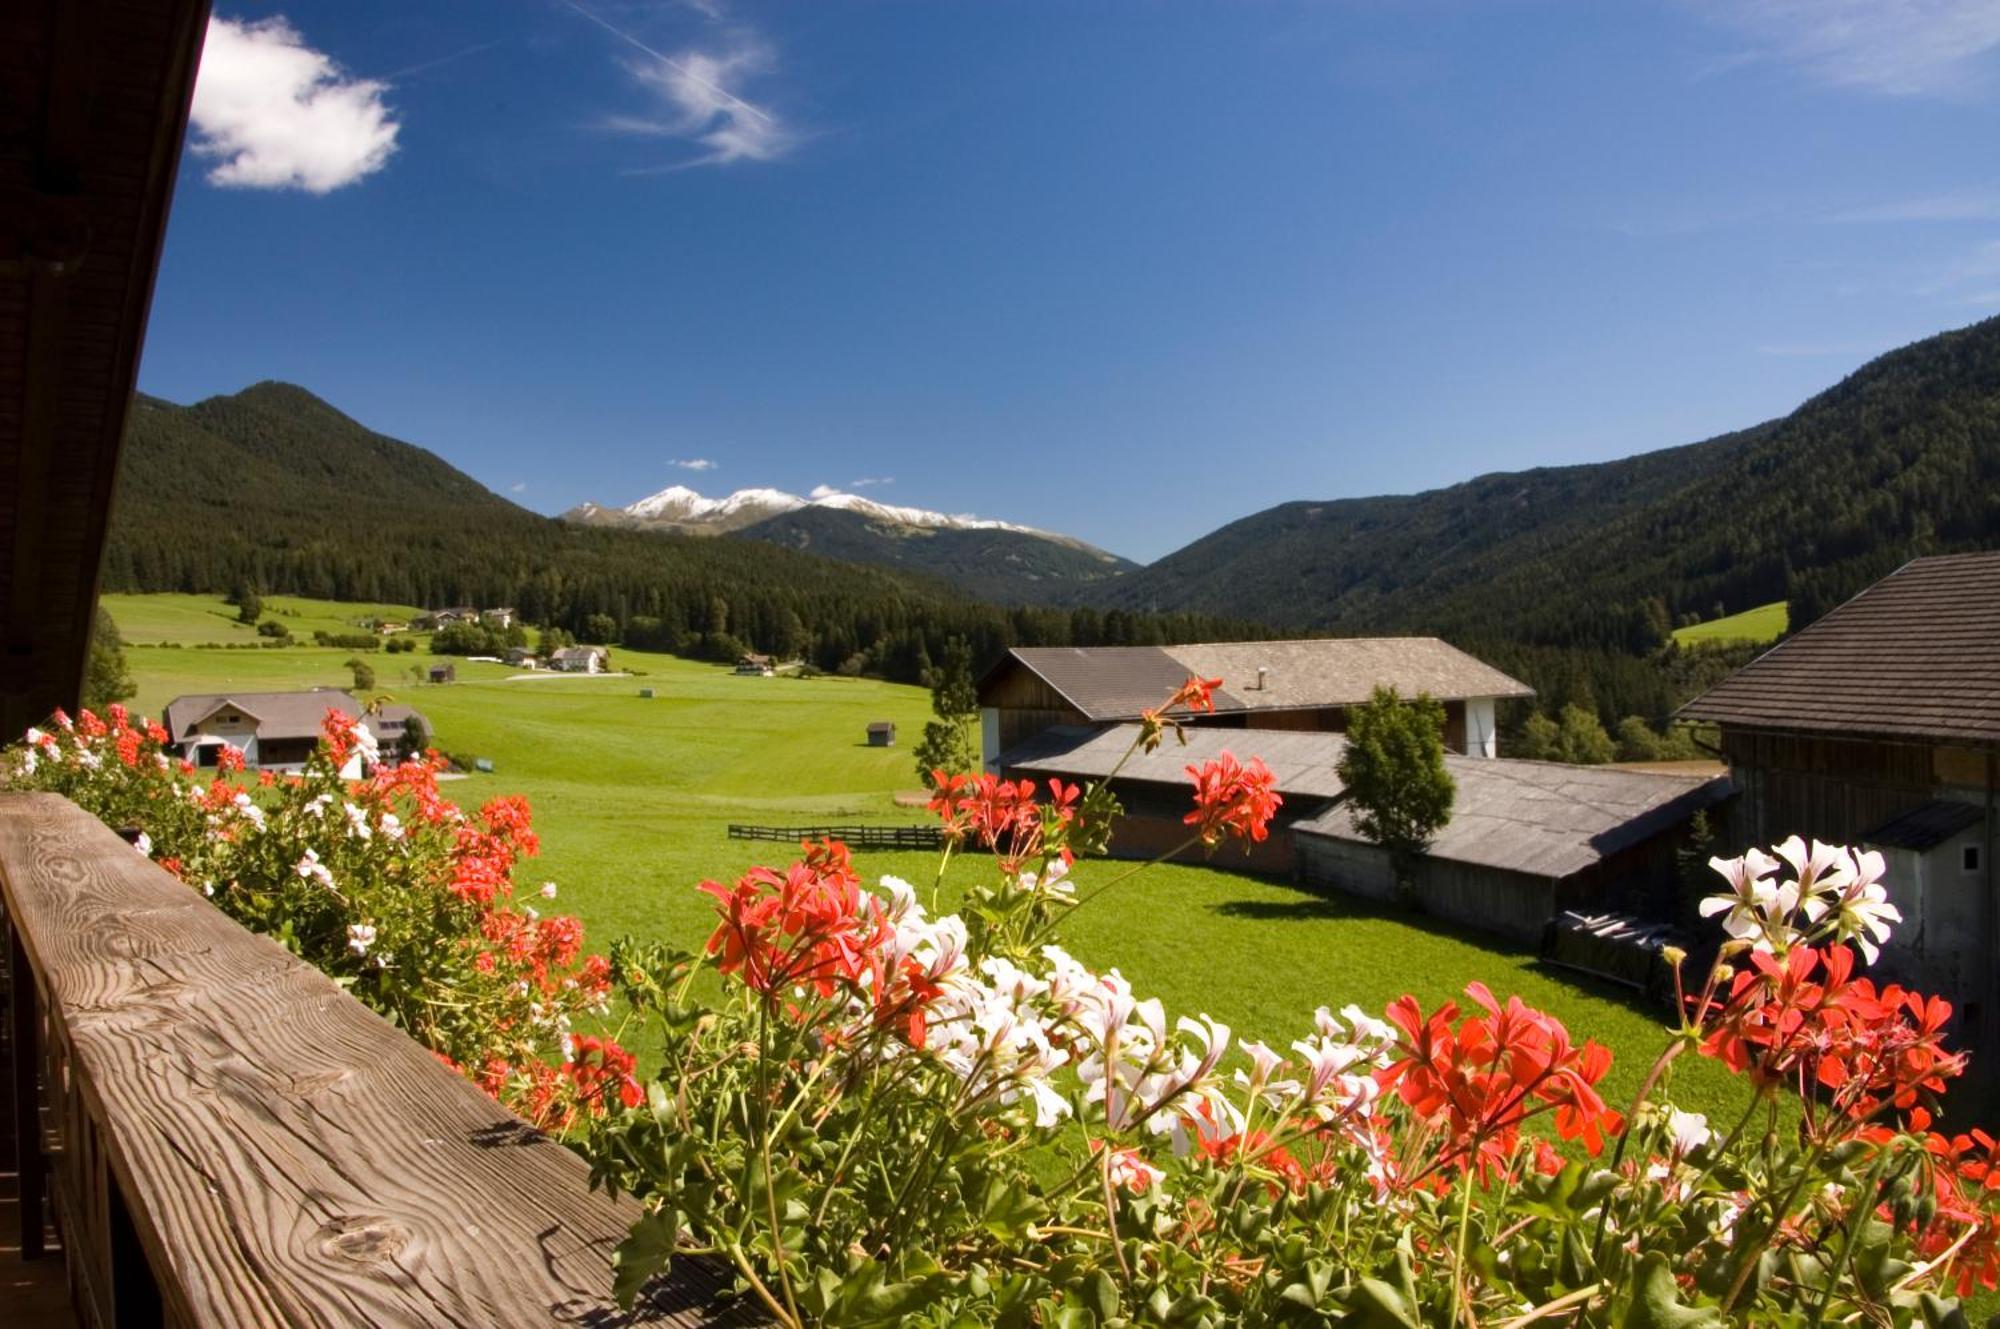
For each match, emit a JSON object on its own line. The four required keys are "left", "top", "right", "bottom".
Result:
{"left": 726, "top": 823, "right": 942, "bottom": 850}
{"left": 0, "top": 792, "right": 744, "bottom": 1327}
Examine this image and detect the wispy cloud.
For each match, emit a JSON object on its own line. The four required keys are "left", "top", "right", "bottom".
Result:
{"left": 669, "top": 457, "right": 718, "bottom": 471}
{"left": 510, "top": 481, "right": 529, "bottom": 493}
{"left": 566, "top": 1, "right": 795, "bottom": 169}
{"left": 847, "top": 476, "right": 893, "bottom": 490}
{"left": 190, "top": 17, "right": 399, "bottom": 193}
{"left": 1825, "top": 190, "right": 2000, "bottom": 223}
{"left": 1688, "top": 0, "right": 2000, "bottom": 97}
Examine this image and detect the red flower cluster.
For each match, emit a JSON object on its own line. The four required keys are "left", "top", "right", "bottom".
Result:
{"left": 1381, "top": 982, "right": 1620, "bottom": 1182}
{"left": 447, "top": 796, "right": 542, "bottom": 905}
{"left": 699, "top": 839, "right": 889, "bottom": 1003}
{"left": 1696, "top": 945, "right": 1963, "bottom": 1130}
{"left": 1183, "top": 752, "right": 1282, "bottom": 848}
{"left": 927, "top": 772, "right": 1080, "bottom": 872}
{"left": 1138, "top": 675, "right": 1223, "bottom": 752}
{"left": 565, "top": 1034, "right": 645, "bottom": 1113}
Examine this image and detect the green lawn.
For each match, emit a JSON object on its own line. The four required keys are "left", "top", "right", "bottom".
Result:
{"left": 1672, "top": 600, "right": 1787, "bottom": 645}
{"left": 112, "top": 596, "right": 1749, "bottom": 1127}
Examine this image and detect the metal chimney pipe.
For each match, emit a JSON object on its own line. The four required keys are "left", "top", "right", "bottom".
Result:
{"left": 1255, "top": 666, "right": 1268, "bottom": 691}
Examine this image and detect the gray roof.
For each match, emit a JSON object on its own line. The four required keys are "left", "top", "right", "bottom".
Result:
{"left": 988, "top": 639, "right": 1532, "bottom": 721}
{"left": 1862, "top": 800, "right": 1986, "bottom": 852}
{"left": 1298, "top": 756, "right": 1734, "bottom": 880}
{"left": 1003, "top": 723, "right": 1350, "bottom": 799}
{"left": 163, "top": 689, "right": 361, "bottom": 744}
{"left": 1677, "top": 553, "right": 2000, "bottom": 745}
{"left": 1005, "top": 723, "right": 1730, "bottom": 878}
{"left": 551, "top": 646, "right": 606, "bottom": 661}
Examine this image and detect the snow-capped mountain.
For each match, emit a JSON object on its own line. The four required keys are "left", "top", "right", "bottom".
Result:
{"left": 567, "top": 484, "right": 1083, "bottom": 545}
{"left": 562, "top": 483, "right": 1138, "bottom": 604}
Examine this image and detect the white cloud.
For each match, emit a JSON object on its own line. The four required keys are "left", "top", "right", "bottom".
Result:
{"left": 807, "top": 484, "right": 841, "bottom": 500}
{"left": 1689, "top": 0, "right": 2000, "bottom": 97}
{"left": 669, "top": 457, "right": 717, "bottom": 471}
{"left": 611, "top": 41, "right": 792, "bottom": 166}
{"left": 848, "top": 476, "right": 893, "bottom": 489}
{"left": 565, "top": 3, "right": 793, "bottom": 168}
{"left": 510, "top": 481, "right": 529, "bottom": 493}
{"left": 190, "top": 17, "right": 399, "bottom": 193}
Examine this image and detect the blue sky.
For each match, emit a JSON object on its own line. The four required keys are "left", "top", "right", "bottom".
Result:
{"left": 139, "top": 1, "right": 2000, "bottom": 562}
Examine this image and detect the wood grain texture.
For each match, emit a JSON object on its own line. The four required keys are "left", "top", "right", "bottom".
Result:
{"left": 0, "top": 792, "right": 753, "bottom": 1327}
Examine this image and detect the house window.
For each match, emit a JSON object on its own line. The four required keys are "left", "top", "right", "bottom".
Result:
{"left": 1964, "top": 844, "right": 1984, "bottom": 875}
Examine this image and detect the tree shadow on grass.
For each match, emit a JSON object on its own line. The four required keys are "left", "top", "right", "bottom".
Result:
{"left": 1209, "top": 886, "right": 1667, "bottom": 1023}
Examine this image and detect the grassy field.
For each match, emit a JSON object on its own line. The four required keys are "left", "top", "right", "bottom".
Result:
{"left": 109, "top": 593, "right": 1749, "bottom": 1125}
{"left": 102, "top": 591, "right": 430, "bottom": 645}
{"left": 1672, "top": 600, "right": 1787, "bottom": 645}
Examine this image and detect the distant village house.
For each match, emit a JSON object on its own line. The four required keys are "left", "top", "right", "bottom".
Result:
{"left": 735, "top": 653, "right": 776, "bottom": 676}
{"left": 550, "top": 646, "right": 610, "bottom": 674}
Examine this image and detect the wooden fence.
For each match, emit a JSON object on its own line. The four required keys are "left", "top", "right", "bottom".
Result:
{"left": 726, "top": 824, "right": 942, "bottom": 851}
{"left": 0, "top": 792, "right": 747, "bottom": 1327}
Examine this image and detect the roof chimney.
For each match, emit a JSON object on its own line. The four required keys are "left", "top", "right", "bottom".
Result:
{"left": 1255, "top": 666, "right": 1269, "bottom": 691}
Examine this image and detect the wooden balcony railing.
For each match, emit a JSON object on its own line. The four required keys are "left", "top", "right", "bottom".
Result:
{"left": 0, "top": 792, "right": 743, "bottom": 1327}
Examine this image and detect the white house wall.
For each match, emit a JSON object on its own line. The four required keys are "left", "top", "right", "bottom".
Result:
{"left": 1465, "top": 697, "right": 1498, "bottom": 759}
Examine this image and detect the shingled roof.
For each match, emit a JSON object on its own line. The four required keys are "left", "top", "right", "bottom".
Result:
{"left": 1677, "top": 553, "right": 2000, "bottom": 746}
{"left": 162, "top": 690, "right": 362, "bottom": 744}
{"left": 987, "top": 639, "right": 1532, "bottom": 721}
{"left": 1298, "top": 758, "right": 1733, "bottom": 880}
{"left": 1002, "top": 724, "right": 1351, "bottom": 800}
{"left": 1004, "top": 723, "right": 1731, "bottom": 879}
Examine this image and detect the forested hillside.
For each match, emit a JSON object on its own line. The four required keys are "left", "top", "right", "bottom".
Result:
{"left": 101, "top": 384, "right": 1260, "bottom": 682}
{"left": 1090, "top": 315, "right": 2000, "bottom": 651}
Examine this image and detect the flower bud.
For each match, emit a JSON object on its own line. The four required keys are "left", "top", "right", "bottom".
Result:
{"left": 1660, "top": 945, "right": 1687, "bottom": 970}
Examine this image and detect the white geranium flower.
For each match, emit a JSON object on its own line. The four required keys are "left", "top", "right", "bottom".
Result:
{"left": 1665, "top": 1107, "right": 1711, "bottom": 1155}
{"left": 294, "top": 849, "right": 335, "bottom": 890}
{"left": 346, "top": 923, "right": 376, "bottom": 956}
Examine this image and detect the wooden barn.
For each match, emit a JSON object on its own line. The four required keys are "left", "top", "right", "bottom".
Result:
{"left": 1001, "top": 723, "right": 1731, "bottom": 926}
{"left": 1293, "top": 759, "right": 1734, "bottom": 944}
{"left": 1677, "top": 552, "right": 2000, "bottom": 1066}
{"left": 977, "top": 639, "right": 1533, "bottom": 772}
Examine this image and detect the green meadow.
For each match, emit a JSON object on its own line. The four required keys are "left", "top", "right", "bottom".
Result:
{"left": 1671, "top": 599, "right": 1788, "bottom": 646}
{"left": 109, "top": 593, "right": 1748, "bottom": 1125}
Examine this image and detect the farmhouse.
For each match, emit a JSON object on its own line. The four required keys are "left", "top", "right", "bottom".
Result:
{"left": 429, "top": 606, "right": 479, "bottom": 625}
{"left": 550, "top": 645, "right": 610, "bottom": 674}
{"left": 1678, "top": 552, "right": 2000, "bottom": 1022}
{"left": 735, "top": 653, "right": 777, "bottom": 676}
{"left": 160, "top": 690, "right": 429, "bottom": 776}
{"left": 1002, "top": 723, "right": 1729, "bottom": 920}
{"left": 505, "top": 647, "right": 539, "bottom": 669}
{"left": 978, "top": 638, "right": 1534, "bottom": 772}
{"left": 481, "top": 607, "right": 517, "bottom": 627}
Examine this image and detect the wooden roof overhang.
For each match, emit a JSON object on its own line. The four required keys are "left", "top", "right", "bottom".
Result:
{"left": 1, "top": 0, "right": 212, "bottom": 739}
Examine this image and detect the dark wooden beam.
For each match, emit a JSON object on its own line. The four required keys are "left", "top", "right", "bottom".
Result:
{"left": 0, "top": 0, "right": 212, "bottom": 739}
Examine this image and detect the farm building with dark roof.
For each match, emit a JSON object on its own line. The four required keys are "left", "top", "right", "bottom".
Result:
{"left": 1677, "top": 552, "right": 2000, "bottom": 1071}
{"left": 978, "top": 638, "right": 1533, "bottom": 772}
{"left": 1000, "top": 722, "right": 1730, "bottom": 924}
